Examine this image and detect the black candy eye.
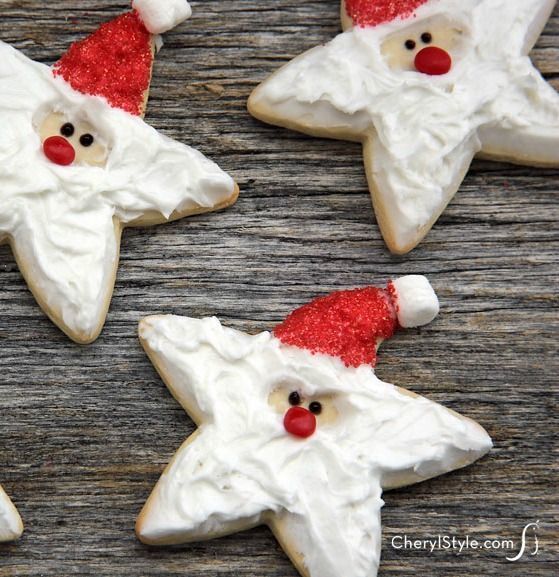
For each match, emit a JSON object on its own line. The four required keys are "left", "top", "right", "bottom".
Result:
{"left": 79, "top": 134, "right": 94, "bottom": 147}
{"left": 405, "top": 39, "right": 416, "bottom": 50}
{"left": 288, "top": 391, "right": 301, "bottom": 406}
{"left": 60, "top": 122, "right": 75, "bottom": 137}
{"left": 421, "top": 32, "right": 432, "bottom": 44}
{"left": 309, "top": 401, "right": 322, "bottom": 415}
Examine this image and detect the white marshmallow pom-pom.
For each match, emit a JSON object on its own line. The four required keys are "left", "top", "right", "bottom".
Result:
{"left": 392, "top": 275, "right": 440, "bottom": 328}
{"left": 133, "top": 0, "right": 192, "bottom": 35}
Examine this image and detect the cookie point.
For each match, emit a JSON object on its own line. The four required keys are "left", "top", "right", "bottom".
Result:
{"left": 0, "top": 488, "right": 23, "bottom": 542}
{"left": 391, "top": 276, "right": 439, "bottom": 328}
{"left": 135, "top": 499, "right": 174, "bottom": 546}
{"left": 461, "top": 417, "right": 494, "bottom": 459}
{"left": 138, "top": 316, "right": 161, "bottom": 338}
{"left": 135, "top": 517, "right": 156, "bottom": 545}
{"left": 138, "top": 317, "right": 150, "bottom": 333}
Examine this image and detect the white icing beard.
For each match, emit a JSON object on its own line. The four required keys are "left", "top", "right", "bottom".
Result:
{"left": 0, "top": 41, "right": 235, "bottom": 338}
{"left": 138, "top": 315, "right": 492, "bottom": 577}
{"left": 250, "top": 0, "right": 559, "bottom": 244}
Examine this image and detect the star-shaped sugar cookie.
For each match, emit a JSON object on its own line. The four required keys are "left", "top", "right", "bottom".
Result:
{"left": 136, "top": 277, "right": 492, "bottom": 577}
{"left": 248, "top": 0, "right": 559, "bottom": 253}
{"left": 0, "top": 0, "right": 238, "bottom": 343}
{"left": 0, "top": 484, "right": 23, "bottom": 542}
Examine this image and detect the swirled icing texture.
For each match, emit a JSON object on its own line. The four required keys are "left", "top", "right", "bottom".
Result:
{"left": 250, "top": 0, "right": 559, "bottom": 247}
{"left": 0, "top": 41, "right": 235, "bottom": 338}
{"left": 138, "top": 315, "right": 492, "bottom": 577}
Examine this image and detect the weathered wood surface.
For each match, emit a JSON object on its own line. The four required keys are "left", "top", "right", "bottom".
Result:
{"left": 0, "top": 0, "right": 558, "bottom": 575}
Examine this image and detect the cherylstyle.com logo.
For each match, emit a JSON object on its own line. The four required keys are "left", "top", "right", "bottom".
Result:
{"left": 391, "top": 521, "right": 540, "bottom": 562}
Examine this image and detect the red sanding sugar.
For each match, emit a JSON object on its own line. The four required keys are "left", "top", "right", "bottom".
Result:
{"left": 53, "top": 11, "right": 153, "bottom": 116}
{"left": 345, "top": 0, "right": 429, "bottom": 28}
{"left": 274, "top": 286, "right": 398, "bottom": 368}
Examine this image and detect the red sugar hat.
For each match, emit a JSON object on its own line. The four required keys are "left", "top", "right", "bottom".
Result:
{"left": 344, "top": 0, "right": 430, "bottom": 28}
{"left": 274, "top": 276, "right": 439, "bottom": 368}
{"left": 53, "top": 11, "right": 153, "bottom": 116}
{"left": 52, "top": 0, "right": 191, "bottom": 116}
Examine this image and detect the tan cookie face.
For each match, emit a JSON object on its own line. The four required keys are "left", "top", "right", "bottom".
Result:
{"left": 381, "top": 16, "right": 465, "bottom": 75}
{"left": 38, "top": 112, "right": 109, "bottom": 167}
{"left": 268, "top": 385, "right": 339, "bottom": 437}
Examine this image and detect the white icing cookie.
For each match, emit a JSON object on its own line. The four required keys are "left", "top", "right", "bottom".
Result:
{"left": 136, "top": 277, "right": 492, "bottom": 577}
{"left": 248, "top": 0, "right": 559, "bottom": 254}
{"left": 0, "top": 484, "right": 23, "bottom": 543}
{"left": 0, "top": 0, "right": 238, "bottom": 344}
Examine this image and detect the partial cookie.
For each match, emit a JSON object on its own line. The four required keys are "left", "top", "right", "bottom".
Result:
{"left": 248, "top": 0, "right": 559, "bottom": 254}
{"left": 136, "top": 276, "right": 492, "bottom": 577}
{"left": 0, "top": 0, "right": 238, "bottom": 344}
{"left": 0, "top": 484, "right": 23, "bottom": 543}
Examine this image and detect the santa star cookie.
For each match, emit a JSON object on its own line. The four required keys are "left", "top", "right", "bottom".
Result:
{"left": 136, "top": 276, "right": 492, "bottom": 577}
{"left": 248, "top": 0, "right": 559, "bottom": 254}
{"left": 0, "top": 0, "right": 238, "bottom": 344}
{"left": 0, "top": 484, "right": 23, "bottom": 542}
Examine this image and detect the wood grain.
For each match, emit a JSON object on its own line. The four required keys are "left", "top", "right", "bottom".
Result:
{"left": 0, "top": 1, "right": 558, "bottom": 576}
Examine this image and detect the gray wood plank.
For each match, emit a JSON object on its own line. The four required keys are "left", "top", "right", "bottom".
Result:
{"left": 0, "top": 1, "right": 557, "bottom": 576}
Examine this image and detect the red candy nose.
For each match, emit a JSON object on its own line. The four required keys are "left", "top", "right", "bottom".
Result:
{"left": 43, "top": 136, "right": 76, "bottom": 166}
{"left": 284, "top": 406, "right": 316, "bottom": 438}
{"left": 414, "top": 46, "right": 452, "bottom": 76}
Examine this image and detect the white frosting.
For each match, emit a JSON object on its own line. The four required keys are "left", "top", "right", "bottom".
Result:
{"left": 249, "top": 0, "right": 559, "bottom": 249}
{"left": 133, "top": 0, "right": 192, "bottom": 35}
{"left": 138, "top": 315, "right": 492, "bottom": 577}
{"left": 0, "top": 41, "right": 235, "bottom": 340}
{"left": 392, "top": 275, "right": 439, "bottom": 328}
{"left": 0, "top": 484, "right": 23, "bottom": 542}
